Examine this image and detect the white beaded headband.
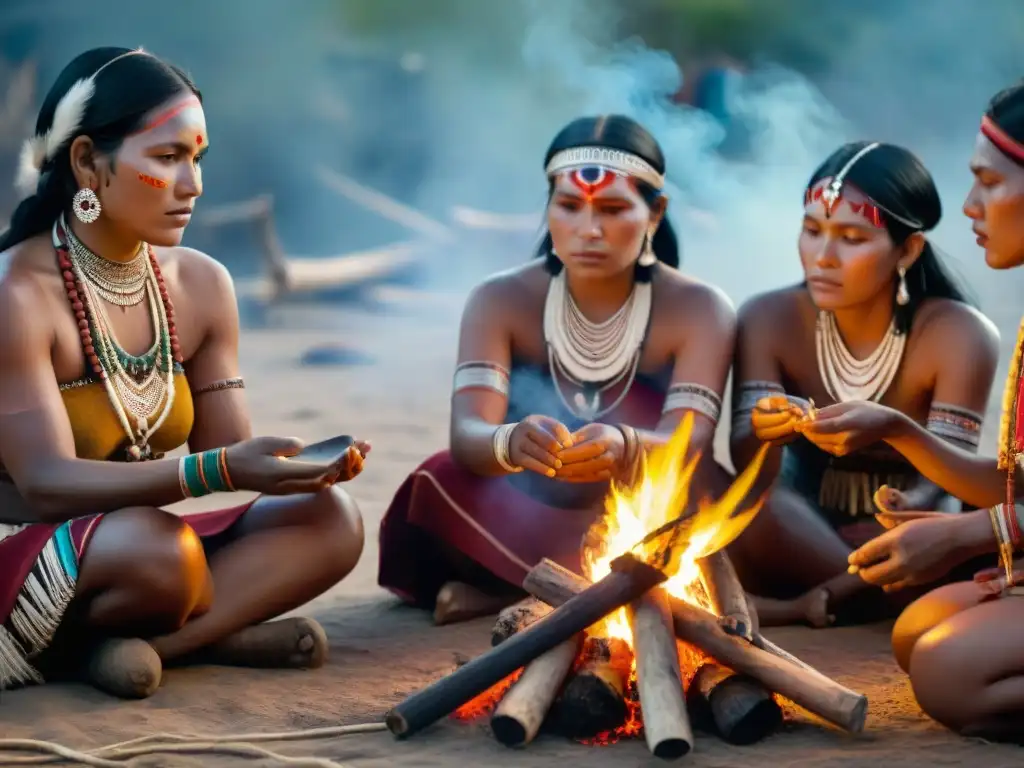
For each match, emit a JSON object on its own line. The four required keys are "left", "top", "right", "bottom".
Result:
{"left": 545, "top": 146, "right": 665, "bottom": 190}
{"left": 15, "top": 48, "right": 150, "bottom": 199}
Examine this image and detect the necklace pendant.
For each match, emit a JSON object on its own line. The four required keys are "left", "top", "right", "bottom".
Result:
{"left": 574, "top": 390, "right": 600, "bottom": 420}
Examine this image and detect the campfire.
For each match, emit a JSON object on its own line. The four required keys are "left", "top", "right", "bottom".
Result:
{"left": 385, "top": 415, "right": 868, "bottom": 758}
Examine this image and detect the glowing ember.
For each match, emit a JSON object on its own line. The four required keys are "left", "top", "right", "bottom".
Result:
{"left": 452, "top": 669, "right": 522, "bottom": 721}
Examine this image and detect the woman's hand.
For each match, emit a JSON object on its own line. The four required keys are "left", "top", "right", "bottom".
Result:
{"left": 795, "top": 400, "right": 901, "bottom": 457}
{"left": 224, "top": 436, "right": 368, "bottom": 495}
{"left": 973, "top": 565, "right": 1024, "bottom": 598}
{"left": 751, "top": 395, "right": 806, "bottom": 446}
{"left": 508, "top": 415, "right": 574, "bottom": 478}
{"left": 337, "top": 440, "right": 372, "bottom": 482}
{"left": 847, "top": 512, "right": 968, "bottom": 591}
{"left": 554, "top": 423, "right": 625, "bottom": 483}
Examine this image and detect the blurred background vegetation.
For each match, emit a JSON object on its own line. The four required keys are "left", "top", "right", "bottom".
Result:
{"left": 0, "top": 0, "right": 1021, "bottom": 264}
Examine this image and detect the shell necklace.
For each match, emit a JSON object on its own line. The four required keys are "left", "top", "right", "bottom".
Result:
{"left": 543, "top": 270, "right": 651, "bottom": 419}
{"left": 815, "top": 311, "right": 906, "bottom": 403}
{"left": 55, "top": 215, "right": 182, "bottom": 460}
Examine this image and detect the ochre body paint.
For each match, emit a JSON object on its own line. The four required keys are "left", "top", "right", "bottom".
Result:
{"left": 138, "top": 173, "right": 169, "bottom": 189}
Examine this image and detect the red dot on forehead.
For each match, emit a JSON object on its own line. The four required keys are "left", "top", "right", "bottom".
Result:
{"left": 196, "top": 135, "right": 203, "bottom": 145}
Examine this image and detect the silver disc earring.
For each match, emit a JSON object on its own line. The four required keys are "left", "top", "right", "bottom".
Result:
{"left": 72, "top": 187, "right": 101, "bottom": 224}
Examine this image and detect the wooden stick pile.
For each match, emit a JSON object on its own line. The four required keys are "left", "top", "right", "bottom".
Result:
{"left": 385, "top": 553, "right": 868, "bottom": 759}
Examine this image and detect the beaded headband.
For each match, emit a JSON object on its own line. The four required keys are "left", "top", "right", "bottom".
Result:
{"left": 14, "top": 48, "right": 150, "bottom": 199}
{"left": 545, "top": 146, "right": 665, "bottom": 190}
{"left": 981, "top": 115, "right": 1024, "bottom": 166}
{"left": 804, "top": 142, "right": 923, "bottom": 230}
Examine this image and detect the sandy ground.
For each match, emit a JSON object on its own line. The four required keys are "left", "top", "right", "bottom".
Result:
{"left": 2, "top": 269, "right": 1024, "bottom": 766}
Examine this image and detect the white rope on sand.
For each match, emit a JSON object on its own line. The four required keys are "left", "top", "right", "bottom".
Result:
{"left": 0, "top": 721, "right": 387, "bottom": 767}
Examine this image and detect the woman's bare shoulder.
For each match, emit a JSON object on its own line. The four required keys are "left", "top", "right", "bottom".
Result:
{"left": 914, "top": 298, "right": 1000, "bottom": 359}
{"left": 653, "top": 266, "right": 735, "bottom": 319}
{"left": 462, "top": 259, "right": 547, "bottom": 313}
{"left": 159, "top": 246, "right": 232, "bottom": 284}
{"left": 0, "top": 237, "right": 61, "bottom": 355}
{"left": 0, "top": 235, "right": 62, "bottom": 315}
{"left": 736, "top": 283, "right": 810, "bottom": 327}
{"left": 0, "top": 233, "right": 57, "bottom": 283}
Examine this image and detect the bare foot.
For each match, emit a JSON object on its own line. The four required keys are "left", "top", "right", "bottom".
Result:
{"left": 434, "top": 581, "right": 514, "bottom": 626}
{"left": 198, "top": 617, "right": 329, "bottom": 669}
{"left": 82, "top": 638, "right": 162, "bottom": 699}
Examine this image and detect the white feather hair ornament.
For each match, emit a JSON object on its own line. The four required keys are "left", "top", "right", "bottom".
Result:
{"left": 14, "top": 77, "right": 96, "bottom": 199}
{"left": 13, "top": 49, "right": 147, "bottom": 199}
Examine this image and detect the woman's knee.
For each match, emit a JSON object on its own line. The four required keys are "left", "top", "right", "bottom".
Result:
{"left": 892, "top": 581, "right": 984, "bottom": 672}
{"left": 79, "top": 507, "right": 210, "bottom": 631}
{"left": 302, "top": 486, "right": 365, "bottom": 576}
{"left": 908, "top": 619, "right": 983, "bottom": 732}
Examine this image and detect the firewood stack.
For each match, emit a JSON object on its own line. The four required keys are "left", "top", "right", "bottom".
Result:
{"left": 385, "top": 553, "right": 868, "bottom": 760}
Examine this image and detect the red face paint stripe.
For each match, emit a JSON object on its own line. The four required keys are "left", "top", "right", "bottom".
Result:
{"left": 131, "top": 96, "right": 202, "bottom": 135}
{"left": 981, "top": 115, "right": 1024, "bottom": 165}
{"left": 138, "top": 173, "right": 168, "bottom": 189}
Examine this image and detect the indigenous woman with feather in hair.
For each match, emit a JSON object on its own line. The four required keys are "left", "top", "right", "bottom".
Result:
{"left": 378, "top": 115, "right": 736, "bottom": 622}
{"left": 727, "top": 141, "right": 999, "bottom": 628}
{"left": 816, "top": 82, "right": 1024, "bottom": 742}
{"left": 0, "top": 48, "right": 368, "bottom": 698}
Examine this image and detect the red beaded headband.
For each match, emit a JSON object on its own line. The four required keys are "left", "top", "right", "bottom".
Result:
{"left": 804, "top": 182, "right": 884, "bottom": 227}
{"left": 981, "top": 115, "right": 1024, "bottom": 166}
{"left": 803, "top": 142, "right": 922, "bottom": 230}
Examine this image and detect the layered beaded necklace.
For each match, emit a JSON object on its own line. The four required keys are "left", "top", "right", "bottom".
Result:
{"left": 815, "top": 311, "right": 906, "bottom": 404}
{"left": 53, "top": 215, "right": 183, "bottom": 461}
{"left": 543, "top": 270, "right": 652, "bottom": 420}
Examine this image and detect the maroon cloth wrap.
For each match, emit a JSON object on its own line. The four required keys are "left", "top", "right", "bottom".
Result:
{"left": 0, "top": 504, "right": 254, "bottom": 626}
{"left": 377, "top": 378, "right": 667, "bottom": 606}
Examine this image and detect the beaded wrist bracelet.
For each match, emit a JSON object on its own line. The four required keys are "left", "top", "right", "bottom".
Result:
{"left": 178, "top": 447, "right": 236, "bottom": 498}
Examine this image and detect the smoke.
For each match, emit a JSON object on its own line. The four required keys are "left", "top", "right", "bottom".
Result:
{"left": 5, "top": 0, "right": 1022, "bottom": 317}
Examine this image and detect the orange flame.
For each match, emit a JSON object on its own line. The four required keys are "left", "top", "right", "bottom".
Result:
{"left": 454, "top": 413, "right": 769, "bottom": 740}
{"left": 585, "top": 412, "right": 769, "bottom": 638}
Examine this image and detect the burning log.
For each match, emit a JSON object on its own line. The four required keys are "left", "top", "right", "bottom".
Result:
{"left": 697, "top": 551, "right": 753, "bottom": 641}
{"left": 688, "top": 662, "right": 783, "bottom": 745}
{"left": 385, "top": 554, "right": 666, "bottom": 739}
{"left": 627, "top": 587, "right": 693, "bottom": 759}
{"left": 547, "top": 635, "right": 632, "bottom": 739}
{"left": 491, "top": 598, "right": 552, "bottom": 646}
{"left": 491, "top": 635, "right": 581, "bottom": 747}
{"left": 523, "top": 559, "right": 868, "bottom": 733}
{"left": 491, "top": 601, "right": 629, "bottom": 742}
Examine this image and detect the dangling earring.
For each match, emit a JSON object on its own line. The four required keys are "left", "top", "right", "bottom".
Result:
{"left": 72, "top": 187, "right": 101, "bottom": 224}
{"left": 637, "top": 228, "right": 656, "bottom": 267}
{"left": 896, "top": 264, "right": 910, "bottom": 306}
